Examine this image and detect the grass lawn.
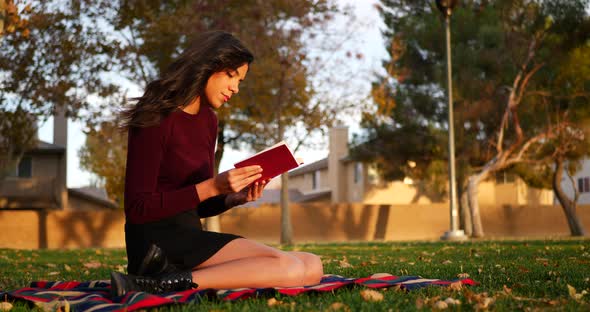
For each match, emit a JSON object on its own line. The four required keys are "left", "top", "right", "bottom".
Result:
{"left": 1, "top": 239, "right": 590, "bottom": 311}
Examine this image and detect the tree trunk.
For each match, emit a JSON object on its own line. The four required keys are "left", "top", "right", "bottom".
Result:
{"left": 460, "top": 188, "right": 472, "bottom": 236}
{"left": 553, "top": 158, "right": 587, "bottom": 236}
{"left": 280, "top": 173, "right": 293, "bottom": 245}
{"left": 205, "top": 125, "right": 226, "bottom": 232}
{"left": 467, "top": 170, "right": 488, "bottom": 238}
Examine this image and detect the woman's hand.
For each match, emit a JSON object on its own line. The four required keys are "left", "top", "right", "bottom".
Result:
{"left": 214, "top": 166, "right": 262, "bottom": 194}
{"left": 225, "top": 179, "right": 271, "bottom": 207}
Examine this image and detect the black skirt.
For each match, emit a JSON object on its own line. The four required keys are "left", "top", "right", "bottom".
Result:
{"left": 124, "top": 209, "right": 241, "bottom": 275}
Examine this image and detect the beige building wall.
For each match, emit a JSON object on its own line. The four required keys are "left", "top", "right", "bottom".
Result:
{"left": 32, "top": 154, "right": 61, "bottom": 179}
{"left": 289, "top": 168, "right": 330, "bottom": 195}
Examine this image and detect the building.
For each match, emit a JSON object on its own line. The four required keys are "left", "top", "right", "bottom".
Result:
{"left": 286, "top": 126, "right": 555, "bottom": 207}
{"left": 0, "top": 109, "right": 117, "bottom": 211}
{"left": 559, "top": 159, "right": 590, "bottom": 205}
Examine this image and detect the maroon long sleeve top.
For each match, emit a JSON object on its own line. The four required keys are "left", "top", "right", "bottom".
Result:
{"left": 124, "top": 107, "right": 228, "bottom": 224}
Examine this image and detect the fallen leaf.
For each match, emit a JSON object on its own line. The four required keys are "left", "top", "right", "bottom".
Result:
{"left": 83, "top": 262, "right": 102, "bottom": 269}
{"left": 457, "top": 273, "right": 470, "bottom": 278}
{"left": 326, "top": 302, "right": 350, "bottom": 312}
{"left": 267, "top": 298, "right": 282, "bottom": 307}
{"left": 46, "top": 263, "right": 57, "bottom": 268}
{"left": 48, "top": 272, "right": 60, "bottom": 276}
{"left": 433, "top": 300, "right": 448, "bottom": 310}
{"left": 0, "top": 302, "right": 13, "bottom": 311}
{"left": 441, "top": 260, "right": 452, "bottom": 265}
{"left": 360, "top": 289, "right": 384, "bottom": 302}
{"left": 503, "top": 285, "right": 512, "bottom": 295}
{"left": 338, "top": 260, "right": 353, "bottom": 268}
{"left": 447, "top": 281, "right": 463, "bottom": 291}
{"left": 415, "top": 298, "right": 425, "bottom": 309}
{"left": 444, "top": 297, "right": 461, "bottom": 305}
{"left": 475, "top": 297, "right": 495, "bottom": 309}
{"left": 567, "top": 284, "right": 587, "bottom": 301}
{"left": 64, "top": 264, "right": 71, "bottom": 272}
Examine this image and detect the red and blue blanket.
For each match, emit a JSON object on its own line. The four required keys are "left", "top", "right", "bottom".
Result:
{"left": 1, "top": 273, "right": 477, "bottom": 311}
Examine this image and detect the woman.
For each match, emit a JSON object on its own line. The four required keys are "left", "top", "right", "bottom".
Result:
{"left": 110, "top": 31, "right": 323, "bottom": 297}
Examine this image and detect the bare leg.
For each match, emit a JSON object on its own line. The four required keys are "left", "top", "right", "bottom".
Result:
{"left": 191, "top": 238, "right": 323, "bottom": 289}
{"left": 288, "top": 251, "right": 324, "bottom": 285}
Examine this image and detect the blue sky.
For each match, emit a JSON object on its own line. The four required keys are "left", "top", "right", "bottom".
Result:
{"left": 37, "top": 0, "right": 388, "bottom": 188}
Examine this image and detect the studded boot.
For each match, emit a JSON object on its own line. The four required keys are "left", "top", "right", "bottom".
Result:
{"left": 137, "top": 244, "right": 178, "bottom": 276}
{"left": 110, "top": 270, "right": 197, "bottom": 297}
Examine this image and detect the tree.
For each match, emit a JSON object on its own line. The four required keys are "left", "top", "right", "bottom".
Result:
{"left": 79, "top": 115, "right": 127, "bottom": 208}
{"left": 82, "top": 0, "right": 359, "bottom": 244}
{"left": 353, "top": 0, "right": 590, "bottom": 237}
{"left": 0, "top": 0, "right": 118, "bottom": 180}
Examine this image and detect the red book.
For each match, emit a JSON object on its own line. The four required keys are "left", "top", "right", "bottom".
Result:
{"left": 234, "top": 141, "right": 300, "bottom": 182}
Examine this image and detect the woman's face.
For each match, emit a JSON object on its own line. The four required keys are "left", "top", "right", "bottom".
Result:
{"left": 204, "top": 63, "right": 249, "bottom": 109}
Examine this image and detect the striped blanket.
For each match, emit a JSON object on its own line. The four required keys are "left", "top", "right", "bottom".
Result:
{"left": 1, "top": 273, "right": 477, "bottom": 312}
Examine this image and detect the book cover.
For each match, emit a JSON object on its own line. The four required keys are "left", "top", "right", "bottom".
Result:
{"left": 234, "top": 141, "right": 300, "bottom": 182}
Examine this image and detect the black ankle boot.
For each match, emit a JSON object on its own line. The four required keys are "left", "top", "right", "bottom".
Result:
{"left": 137, "top": 244, "right": 178, "bottom": 276}
{"left": 110, "top": 271, "right": 197, "bottom": 297}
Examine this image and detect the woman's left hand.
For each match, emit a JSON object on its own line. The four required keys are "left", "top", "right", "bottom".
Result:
{"left": 225, "top": 179, "right": 270, "bottom": 207}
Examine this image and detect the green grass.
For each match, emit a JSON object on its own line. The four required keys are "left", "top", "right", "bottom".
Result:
{"left": 1, "top": 239, "right": 590, "bottom": 311}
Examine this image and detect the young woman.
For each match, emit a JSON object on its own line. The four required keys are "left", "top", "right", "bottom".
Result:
{"left": 110, "top": 31, "right": 323, "bottom": 296}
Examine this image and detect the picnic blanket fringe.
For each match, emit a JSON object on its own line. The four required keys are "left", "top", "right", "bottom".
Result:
{"left": 1, "top": 273, "right": 478, "bottom": 312}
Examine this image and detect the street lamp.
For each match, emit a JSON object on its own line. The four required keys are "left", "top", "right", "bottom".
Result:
{"left": 435, "top": 0, "right": 467, "bottom": 241}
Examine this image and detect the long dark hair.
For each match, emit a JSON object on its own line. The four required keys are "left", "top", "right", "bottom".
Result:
{"left": 121, "top": 31, "right": 254, "bottom": 128}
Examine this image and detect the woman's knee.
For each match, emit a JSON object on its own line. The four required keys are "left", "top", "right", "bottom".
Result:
{"left": 277, "top": 253, "right": 306, "bottom": 286}
{"left": 290, "top": 251, "right": 324, "bottom": 285}
{"left": 305, "top": 253, "right": 324, "bottom": 284}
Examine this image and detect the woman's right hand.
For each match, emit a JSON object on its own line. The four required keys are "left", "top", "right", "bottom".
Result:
{"left": 214, "top": 166, "right": 263, "bottom": 194}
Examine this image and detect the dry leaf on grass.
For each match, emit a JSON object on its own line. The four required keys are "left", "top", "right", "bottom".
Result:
{"left": 83, "top": 262, "right": 102, "bottom": 269}
{"left": 326, "top": 302, "right": 351, "bottom": 312}
{"left": 432, "top": 300, "right": 448, "bottom": 310}
{"left": 0, "top": 302, "right": 13, "bottom": 311}
{"left": 64, "top": 264, "right": 71, "bottom": 272}
{"left": 457, "top": 272, "right": 470, "bottom": 278}
{"left": 360, "top": 289, "right": 384, "bottom": 302}
{"left": 441, "top": 260, "right": 452, "bottom": 265}
{"left": 48, "top": 271, "right": 60, "bottom": 276}
{"left": 338, "top": 260, "right": 353, "bottom": 268}
{"left": 444, "top": 297, "right": 461, "bottom": 305}
{"left": 567, "top": 284, "right": 588, "bottom": 301}
{"left": 267, "top": 298, "right": 282, "bottom": 307}
{"left": 475, "top": 297, "right": 495, "bottom": 310}
{"left": 267, "top": 298, "right": 295, "bottom": 308}
{"left": 502, "top": 285, "right": 512, "bottom": 295}
{"left": 447, "top": 281, "right": 463, "bottom": 291}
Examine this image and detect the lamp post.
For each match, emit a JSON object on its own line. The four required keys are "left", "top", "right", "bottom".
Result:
{"left": 436, "top": 0, "right": 467, "bottom": 241}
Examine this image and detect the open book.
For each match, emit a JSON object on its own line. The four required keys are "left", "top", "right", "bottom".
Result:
{"left": 234, "top": 141, "right": 301, "bottom": 182}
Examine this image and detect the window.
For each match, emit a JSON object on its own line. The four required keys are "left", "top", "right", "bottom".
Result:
{"left": 354, "top": 162, "right": 363, "bottom": 184}
{"left": 578, "top": 177, "right": 590, "bottom": 193}
{"left": 17, "top": 156, "right": 32, "bottom": 178}
{"left": 312, "top": 170, "right": 320, "bottom": 190}
{"left": 495, "top": 171, "right": 515, "bottom": 184}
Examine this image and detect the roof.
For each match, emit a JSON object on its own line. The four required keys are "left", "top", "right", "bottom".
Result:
{"left": 240, "top": 189, "right": 304, "bottom": 208}
{"left": 26, "top": 140, "right": 65, "bottom": 154}
{"left": 289, "top": 158, "right": 328, "bottom": 177}
{"left": 68, "top": 186, "right": 118, "bottom": 209}
{"left": 239, "top": 188, "right": 332, "bottom": 207}
{"left": 298, "top": 190, "right": 331, "bottom": 202}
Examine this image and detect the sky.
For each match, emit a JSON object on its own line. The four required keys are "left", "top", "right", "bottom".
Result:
{"left": 37, "top": 0, "right": 388, "bottom": 188}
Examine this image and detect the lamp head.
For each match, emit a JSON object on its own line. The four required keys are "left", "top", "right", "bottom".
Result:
{"left": 435, "top": 0, "right": 459, "bottom": 17}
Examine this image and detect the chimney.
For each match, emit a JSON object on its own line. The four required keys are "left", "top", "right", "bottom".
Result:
{"left": 328, "top": 126, "right": 348, "bottom": 203}
{"left": 53, "top": 106, "right": 68, "bottom": 209}
{"left": 53, "top": 106, "right": 67, "bottom": 148}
